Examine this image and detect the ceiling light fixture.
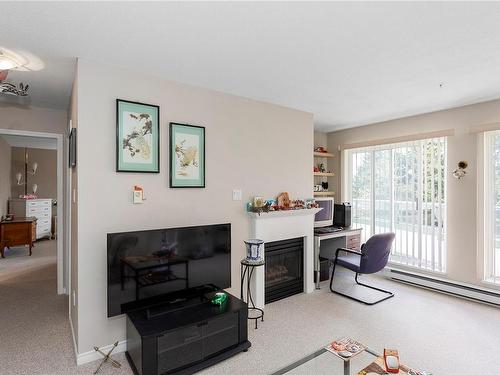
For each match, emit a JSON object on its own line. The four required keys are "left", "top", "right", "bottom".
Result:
{"left": 0, "top": 49, "right": 26, "bottom": 70}
{"left": 0, "top": 47, "right": 44, "bottom": 72}
{"left": 0, "top": 47, "right": 43, "bottom": 98}
{"left": 0, "top": 80, "right": 29, "bottom": 96}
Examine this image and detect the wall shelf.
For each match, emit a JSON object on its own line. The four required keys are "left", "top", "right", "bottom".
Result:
{"left": 314, "top": 152, "right": 335, "bottom": 158}
{"left": 313, "top": 172, "right": 335, "bottom": 177}
{"left": 314, "top": 191, "right": 335, "bottom": 197}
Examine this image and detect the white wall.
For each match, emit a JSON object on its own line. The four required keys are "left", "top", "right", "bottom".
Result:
{"left": 11, "top": 147, "right": 57, "bottom": 199}
{"left": 314, "top": 131, "right": 327, "bottom": 149}
{"left": 0, "top": 103, "right": 67, "bottom": 134}
{"left": 327, "top": 98, "right": 500, "bottom": 291}
{"left": 0, "top": 137, "right": 11, "bottom": 218}
{"left": 75, "top": 59, "right": 313, "bottom": 353}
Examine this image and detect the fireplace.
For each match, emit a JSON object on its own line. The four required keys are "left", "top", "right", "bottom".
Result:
{"left": 248, "top": 208, "right": 320, "bottom": 309}
{"left": 265, "top": 237, "right": 304, "bottom": 304}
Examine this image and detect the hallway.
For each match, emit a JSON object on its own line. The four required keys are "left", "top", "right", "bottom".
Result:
{"left": 0, "top": 241, "right": 130, "bottom": 374}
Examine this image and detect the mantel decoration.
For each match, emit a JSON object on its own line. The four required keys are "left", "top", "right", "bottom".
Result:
{"left": 169, "top": 122, "right": 205, "bottom": 188}
{"left": 116, "top": 99, "right": 160, "bottom": 173}
{"left": 247, "top": 192, "right": 319, "bottom": 215}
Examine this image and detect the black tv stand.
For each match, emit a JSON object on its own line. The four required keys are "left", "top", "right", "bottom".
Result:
{"left": 145, "top": 297, "right": 206, "bottom": 319}
{"left": 126, "top": 289, "right": 250, "bottom": 375}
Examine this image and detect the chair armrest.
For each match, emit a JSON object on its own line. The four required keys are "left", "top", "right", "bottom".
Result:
{"left": 335, "top": 247, "right": 362, "bottom": 258}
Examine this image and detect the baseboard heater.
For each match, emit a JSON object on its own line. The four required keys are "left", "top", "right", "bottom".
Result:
{"left": 384, "top": 268, "right": 500, "bottom": 307}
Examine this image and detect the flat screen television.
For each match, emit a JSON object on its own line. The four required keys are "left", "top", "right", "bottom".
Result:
{"left": 107, "top": 223, "right": 231, "bottom": 317}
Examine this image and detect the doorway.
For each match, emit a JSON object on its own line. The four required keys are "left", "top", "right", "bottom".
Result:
{"left": 0, "top": 128, "right": 66, "bottom": 294}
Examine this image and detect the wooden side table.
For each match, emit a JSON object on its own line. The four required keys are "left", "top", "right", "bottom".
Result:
{"left": 0, "top": 217, "right": 37, "bottom": 258}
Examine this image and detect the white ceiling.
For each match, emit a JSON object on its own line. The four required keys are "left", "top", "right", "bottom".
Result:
{"left": 3, "top": 2, "right": 500, "bottom": 132}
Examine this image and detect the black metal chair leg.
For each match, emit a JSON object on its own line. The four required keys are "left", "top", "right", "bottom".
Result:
{"left": 330, "top": 264, "right": 394, "bottom": 305}
{"left": 329, "top": 260, "right": 338, "bottom": 292}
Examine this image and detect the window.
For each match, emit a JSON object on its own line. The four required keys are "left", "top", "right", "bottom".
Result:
{"left": 344, "top": 137, "right": 447, "bottom": 273}
{"left": 483, "top": 131, "right": 500, "bottom": 283}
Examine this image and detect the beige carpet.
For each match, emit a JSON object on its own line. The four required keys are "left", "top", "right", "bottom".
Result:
{"left": 0, "top": 242, "right": 133, "bottom": 375}
{"left": 0, "top": 238, "right": 57, "bottom": 282}
{"left": 1, "top": 254, "right": 499, "bottom": 374}
{"left": 200, "top": 270, "right": 500, "bottom": 375}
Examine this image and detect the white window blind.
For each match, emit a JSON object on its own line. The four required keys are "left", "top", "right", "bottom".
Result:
{"left": 345, "top": 137, "right": 447, "bottom": 273}
{"left": 484, "top": 131, "right": 500, "bottom": 283}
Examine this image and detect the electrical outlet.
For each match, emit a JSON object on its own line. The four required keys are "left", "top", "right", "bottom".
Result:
{"left": 72, "top": 290, "right": 76, "bottom": 306}
{"left": 232, "top": 189, "right": 242, "bottom": 201}
{"left": 72, "top": 188, "right": 76, "bottom": 203}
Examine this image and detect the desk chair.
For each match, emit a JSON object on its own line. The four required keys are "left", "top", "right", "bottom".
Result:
{"left": 329, "top": 232, "right": 395, "bottom": 305}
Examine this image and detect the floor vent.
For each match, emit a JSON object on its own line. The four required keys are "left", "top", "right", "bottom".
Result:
{"left": 384, "top": 268, "right": 500, "bottom": 307}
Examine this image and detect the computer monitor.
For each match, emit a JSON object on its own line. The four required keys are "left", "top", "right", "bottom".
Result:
{"left": 314, "top": 197, "right": 334, "bottom": 227}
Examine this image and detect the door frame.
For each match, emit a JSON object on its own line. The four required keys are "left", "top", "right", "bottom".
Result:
{"left": 0, "top": 128, "right": 66, "bottom": 295}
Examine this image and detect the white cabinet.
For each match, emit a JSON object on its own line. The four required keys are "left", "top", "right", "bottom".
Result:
{"left": 9, "top": 199, "right": 53, "bottom": 240}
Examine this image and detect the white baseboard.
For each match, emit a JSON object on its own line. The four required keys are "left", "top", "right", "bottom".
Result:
{"left": 384, "top": 268, "right": 500, "bottom": 306}
{"left": 76, "top": 340, "right": 128, "bottom": 366}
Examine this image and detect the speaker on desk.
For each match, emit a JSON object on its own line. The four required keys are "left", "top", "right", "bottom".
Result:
{"left": 333, "top": 203, "right": 351, "bottom": 228}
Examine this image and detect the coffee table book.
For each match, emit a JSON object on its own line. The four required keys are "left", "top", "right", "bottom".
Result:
{"left": 325, "top": 337, "right": 366, "bottom": 361}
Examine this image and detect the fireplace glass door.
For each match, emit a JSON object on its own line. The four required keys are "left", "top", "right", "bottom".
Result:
{"left": 265, "top": 237, "right": 304, "bottom": 304}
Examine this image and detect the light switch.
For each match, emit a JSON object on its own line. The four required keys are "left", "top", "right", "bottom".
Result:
{"left": 232, "top": 189, "right": 242, "bottom": 201}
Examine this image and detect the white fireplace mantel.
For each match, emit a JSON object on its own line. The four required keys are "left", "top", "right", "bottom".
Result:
{"left": 247, "top": 208, "right": 322, "bottom": 309}
{"left": 247, "top": 208, "right": 323, "bottom": 219}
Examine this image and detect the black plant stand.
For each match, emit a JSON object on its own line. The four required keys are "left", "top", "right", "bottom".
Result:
{"left": 240, "top": 258, "right": 265, "bottom": 329}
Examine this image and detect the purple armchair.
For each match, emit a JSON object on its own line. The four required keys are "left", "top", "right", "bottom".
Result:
{"left": 329, "top": 232, "right": 395, "bottom": 305}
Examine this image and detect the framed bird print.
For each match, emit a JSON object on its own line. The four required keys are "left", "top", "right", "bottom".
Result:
{"left": 169, "top": 123, "right": 205, "bottom": 188}
{"left": 116, "top": 99, "right": 160, "bottom": 173}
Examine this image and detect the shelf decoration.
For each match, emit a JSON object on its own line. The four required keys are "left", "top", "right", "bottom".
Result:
{"left": 313, "top": 145, "right": 335, "bottom": 196}
{"left": 314, "top": 146, "right": 328, "bottom": 153}
{"left": 314, "top": 164, "right": 333, "bottom": 175}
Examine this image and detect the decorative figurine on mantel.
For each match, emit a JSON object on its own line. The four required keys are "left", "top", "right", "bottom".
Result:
{"left": 277, "top": 192, "right": 291, "bottom": 209}
{"left": 249, "top": 196, "right": 272, "bottom": 214}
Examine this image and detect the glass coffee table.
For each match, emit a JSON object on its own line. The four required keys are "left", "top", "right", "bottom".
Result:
{"left": 271, "top": 341, "right": 427, "bottom": 375}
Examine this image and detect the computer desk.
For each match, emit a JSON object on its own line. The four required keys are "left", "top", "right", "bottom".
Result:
{"left": 313, "top": 227, "right": 363, "bottom": 289}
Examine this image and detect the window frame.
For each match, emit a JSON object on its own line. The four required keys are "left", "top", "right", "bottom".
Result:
{"left": 481, "top": 130, "right": 500, "bottom": 284}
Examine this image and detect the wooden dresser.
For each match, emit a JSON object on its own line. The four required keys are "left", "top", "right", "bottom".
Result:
{"left": 9, "top": 198, "right": 52, "bottom": 240}
{"left": 0, "top": 217, "right": 37, "bottom": 258}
